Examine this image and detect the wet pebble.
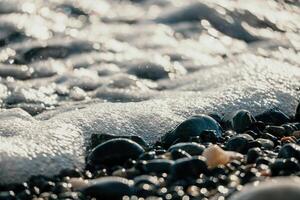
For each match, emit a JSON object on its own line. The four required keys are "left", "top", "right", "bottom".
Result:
{"left": 255, "top": 108, "right": 290, "bottom": 126}
{"left": 87, "top": 138, "right": 145, "bottom": 168}
{"left": 168, "top": 142, "right": 205, "bottom": 156}
{"left": 225, "top": 134, "right": 254, "bottom": 154}
{"left": 278, "top": 143, "right": 300, "bottom": 161}
{"left": 223, "top": 110, "right": 255, "bottom": 133}
{"left": 170, "top": 156, "right": 208, "bottom": 179}
{"left": 81, "top": 176, "right": 133, "bottom": 199}
{"left": 162, "top": 115, "right": 222, "bottom": 147}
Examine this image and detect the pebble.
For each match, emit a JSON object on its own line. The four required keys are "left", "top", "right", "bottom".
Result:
{"left": 168, "top": 142, "right": 205, "bottom": 155}
{"left": 246, "top": 147, "right": 262, "bottom": 164}
{"left": 202, "top": 145, "right": 243, "bottom": 168}
{"left": 255, "top": 108, "right": 290, "bottom": 126}
{"left": 229, "top": 177, "right": 300, "bottom": 200}
{"left": 162, "top": 115, "right": 222, "bottom": 147}
{"left": 171, "top": 156, "right": 208, "bottom": 179}
{"left": 223, "top": 110, "right": 256, "bottom": 133}
{"left": 87, "top": 138, "right": 145, "bottom": 167}
{"left": 278, "top": 143, "right": 300, "bottom": 161}
{"left": 225, "top": 134, "right": 254, "bottom": 154}
{"left": 81, "top": 176, "right": 133, "bottom": 199}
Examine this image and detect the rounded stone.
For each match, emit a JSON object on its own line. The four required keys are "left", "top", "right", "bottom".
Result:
{"left": 142, "top": 159, "right": 174, "bottom": 174}
{"left": 255, "top": 108, "right": 290, "bottom": 126}
{"left": 81, "top": 177, "right": 133, "bottom": 199}
{"left": 229, "top": 177, "right": 300, "bottom": 200}
{"left": 162, "top": 115, "right": 222, "bottom": 147}
{"left": 246, "top": 147, "right": 262, "bottom": 164}
{"left": 278, "top": 143, "right": 300, "bottom": 161}
{"left": 171, "top": 156, "right": 208, "bottom": 179}
{"left": 168, "top": 142, "right": 205, "bottom": 156}
{"left": 222, "top": 110, "right": 255, "bottom": 133}
{"left": 225, "top": 134, "right": 254, "bottom": 154}
{"left": 87, "top": 138, "right": 145, "bottom": 167}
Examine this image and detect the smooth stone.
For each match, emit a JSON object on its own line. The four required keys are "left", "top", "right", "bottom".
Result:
{"left": 225, "top": 134, "right": 254, "bottom": 154}
{"left": 171, "top": 156, "right": 208, "bottom": 179}
{"left": 255, "top": 108, "right": 290, "bottom": 126}
{"left": 202, "top": 145, "right": 243, "bottom": 168}
{"left": 87, "top": 138, "right": 145, "bottom": 167}
{"left": 198, "top": 130, "right": 218, "bottom": 143}
{"left": 142, "top": 159, "right": 174, "bottom": 174}
{"left": 222, "top": 110, "right": 256, "bottom": 133}
{"left": 270, "top": 158, "right": 299, "bottom": 176}
{"left": 133, "top": 175, "right": 159, "bottom": 186}
{"left": 246, "top": 147, "right": 262, "bottom": 164}
{"left": 138, "top": 151, "right": 157, "bottom": 161}
{"left": 256, "top": 138, "right": 274, "bottom": 150}
{"left": 162, "top": 115, "right": 222, "bottom": 147}
{"left": 229, "top": 177, "right": 300, "bottom": 200}
{"left": 278, "top": 143, "right": 300, "bottom": 161}
{"left": 168, "top": 142, "right": 205, "bottom": 156}
{"left": 90, "top": 133, "right": 149, "bottom": 149}
{"left": 81, "top": 177, "right": 133, "bottom": 199}
{"left": 170, "top": 149, "right": 191, "bottom": 160}
{"left": 265, "top": 125, "right": 286, "bottom": 138}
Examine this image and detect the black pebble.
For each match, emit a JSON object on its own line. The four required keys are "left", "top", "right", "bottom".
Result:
{"left": 162, "top": 115, "right": 222, "bottom": 147}
{"left": 170, "top": 156, "right": 208, "bottom": 179}
{"left": 278, "top": 143, "right": 300, "bottom": 161}
{"left": 81, "top": 177, "right": 133, "bottom": 200}
{"left": 168, "top": 142, "right": 205, "bottom": 156}
{"left": 87, "top": 138, "right": 145, "bottom": 168}
{"left": 222, "top": 110, "right": 255, "bottom": 133}
{"left": 225, "top": 134, "right": 254, "bottom": 154}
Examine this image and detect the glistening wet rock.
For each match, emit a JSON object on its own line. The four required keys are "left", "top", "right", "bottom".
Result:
{"left": 223, "top": 110, "right": 256, "bottom": 133}
{"left": 81, "top": 177, "right": 133, "bottom": 199}
{"left": 170, "top": 156, "right": 208, "bottom": 179}
{"left": 225, "top": 134, "right": 254, "bottom": 154}
{"left": 278, "top": 143, "right": 300, "bottom": 161}
{"left": 255, "top": 108, "right": 291, "bottom": 126}
{"left": 87, "top": 138, "right": 145, "bottom": 168}
{"left": 168, "top": 142, "right": 205, "bottom": 156}
{"left": 162, "top": 115, "right": 222, "bottom": 147}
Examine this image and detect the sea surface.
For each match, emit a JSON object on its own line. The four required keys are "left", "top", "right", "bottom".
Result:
{"left": 0, "top": 0, "right": 299, "bottom": 183}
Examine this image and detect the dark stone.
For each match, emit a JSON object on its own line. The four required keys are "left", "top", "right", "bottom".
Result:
{"left": 90, "top": 133, "right": 149, "bottom": 149}
{"left": 87, "top": 138, "right": 145, "bottom": 168}
{"left": 81, "top": 177, "right": 133, "bottom": 199}
{"left": 271, "top": 158, "right": 300, "bottom": 176}
{"left": 222, "top": 110, "right": 255, "bottom": 133}
{"left": 225, "top": 134, "right": 254, "bottom": 154}
{"left": 256, "top": 138, "right": 274, "bottom": 150}
{"left": 278, "top": 143, "right": 300, "bottom": 161}
{"left": 162, "top": 115, "right": 222, "bottom": 147}
{"left": 168, "top": 142, "right": 205, "bottom": 155}
{"left": 246, "top": 147, "right": 262, "bottom": 164}
{"left": 170, "top": 149, "right": 191, "bottom": 160}
{"left": 265, "top": 125, "right": 286, "bottom": 138}
{"left": 59, "top": 168, "right": 82, "bottom": 178}
{"left": 255, "top": 108, "right": 290, "bottom": 126}
{"left": 256, "top": 157, "right": 273, "bottom": 166}
{"left": 198, "top": 130, "right": 218, "bottom": 143}
{"left": 142, "top": 159, "right": 174, "bottom": 174}
{"left": 171, "top": 156, "right": 208, "bottom": 179}
{"left": 139, "top": 151, "right": 157, "bottom": 161}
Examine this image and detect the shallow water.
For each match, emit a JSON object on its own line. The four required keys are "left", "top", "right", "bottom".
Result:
{"left": 0, "top": 0, "right": 299, "bottom": 183}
